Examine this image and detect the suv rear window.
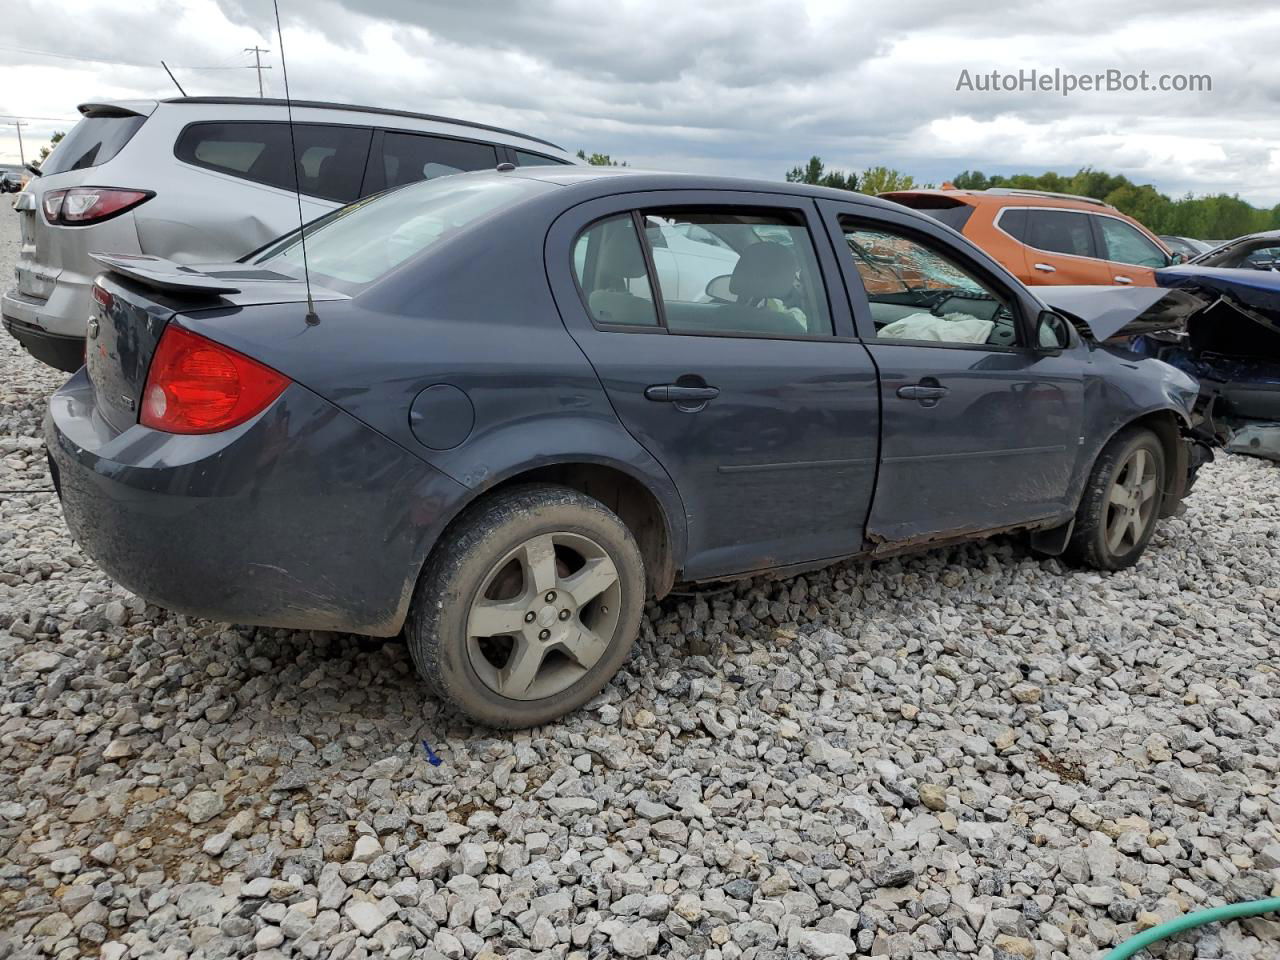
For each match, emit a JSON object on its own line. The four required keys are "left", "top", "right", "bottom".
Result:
{"left": 259, "top": 175, "right": 553, "bottom": 291}
{"left": 174, "top": 121, "right": 373, "bottom": 203}
{"left": 40, "top": 114, "right": 147, "bottom": 175}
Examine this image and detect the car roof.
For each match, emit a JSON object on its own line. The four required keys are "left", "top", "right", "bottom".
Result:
{"left": 510, "top": 165, "right": 912, "bottom": 211}
{"left": 80, "top": 96, "right": 566, "bottom": 152}
{"left": 883, "top": 187, "right": 1119, "bottom": 213}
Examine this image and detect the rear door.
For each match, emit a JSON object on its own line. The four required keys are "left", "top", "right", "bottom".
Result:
{"left": 1092, "top": 214, "right": 1170, "bottom": 286}
{"left": 819, "top": 199, "right": 1084, "bottom": 545}
{"left": 547, "top": 190, "right": 880, "bottom": 580}
{"left": 997, "top": 207, "right": 1111, "bottom": 285}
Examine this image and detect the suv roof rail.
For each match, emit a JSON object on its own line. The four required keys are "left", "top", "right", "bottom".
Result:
{"left": 159, "top": 96, "right": 565, "bottom": 151}
{"left": 982, "top": 187, "right": 1108, "bottom": 207}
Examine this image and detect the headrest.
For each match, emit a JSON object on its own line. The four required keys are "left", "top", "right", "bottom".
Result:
{"left": 598, "top": 221, "right": 649, "bottom": 282}
{"left": 730, "top": 242, "right": 797, "bottom": 301}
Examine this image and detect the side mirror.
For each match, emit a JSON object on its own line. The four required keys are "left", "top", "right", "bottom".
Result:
{"left": 1169, "top": 251, "right": 1186, "bottom": 265}
{"left": 705, "top": 274, "right": 734, "bottom": 302}
{"left": 1036, "top": 310, "right": 1072, "bottom": 351}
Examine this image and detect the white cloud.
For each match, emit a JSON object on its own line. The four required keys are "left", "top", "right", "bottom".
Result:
{"left": 1, "top": 0, "right": 1276, "bottom": 205}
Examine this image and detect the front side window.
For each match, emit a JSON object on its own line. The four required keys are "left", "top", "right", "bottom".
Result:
{"left": 378, "top": 133, "right": 497, "bottom": 189}
{"left": 1008, "top": 209, "right": 1096, "bottom": 258}
{"left": 643, "top": 209, "right": 833, "bottom": 337}
{"left": 174, "top": 121, "right": 372, "bottom": 203}
{"left": 1096, "top": 216, "right": 1167, "bottom": 267}
{"left": 841, "top": 220, "right": 1020, "bottom": 348}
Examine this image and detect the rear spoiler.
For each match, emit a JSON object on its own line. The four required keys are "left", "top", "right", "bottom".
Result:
{"left": 77, "top": 100, "right": 158, "bottom": 119}
{"left": 89, "top": 253, "right": 290, "bottom": 295}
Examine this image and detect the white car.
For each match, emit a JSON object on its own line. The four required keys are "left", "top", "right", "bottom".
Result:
{"left": 4, "top": 97, "right": 578, "bottom": 371}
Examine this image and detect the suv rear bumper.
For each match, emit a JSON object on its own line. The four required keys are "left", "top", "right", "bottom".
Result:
{"left": 2, "top": 311, "right": 84, "bottom": 371}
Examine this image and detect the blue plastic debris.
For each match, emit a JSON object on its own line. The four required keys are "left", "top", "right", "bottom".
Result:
{"left": 420, "top": 740, "right": 443, "bottom": 766}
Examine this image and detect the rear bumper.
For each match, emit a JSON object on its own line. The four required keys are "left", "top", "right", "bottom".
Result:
{"left": 46, "top": 369, "right": 469, "bottom": 636}
{"left": 3, "top": 312, "right": 84, "bottom": 372}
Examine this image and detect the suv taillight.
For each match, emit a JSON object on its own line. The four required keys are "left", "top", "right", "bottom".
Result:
{"left": 42, "top": 187, "right": 152, "bottom": 225}
{"left": 141, "top": 326, "right": 289, "bottom": 434}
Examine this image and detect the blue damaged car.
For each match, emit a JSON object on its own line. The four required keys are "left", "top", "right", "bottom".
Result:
{"left": 46, "top": 167, "right": 1208, "bottom": 727}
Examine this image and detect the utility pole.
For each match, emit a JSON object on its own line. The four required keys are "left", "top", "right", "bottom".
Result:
{"left": 244, "top": 46, "right": 272, "bottom": 97}
{"left": 6, "top": 120, "right": 27, "bottom": 166}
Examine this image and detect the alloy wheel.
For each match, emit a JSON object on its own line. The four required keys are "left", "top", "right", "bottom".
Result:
{"left": 465, "top": 532, "right": 622, "bottom": 701}
{"left": 1105, "top": 447, "right": 1159, "bottom": 554}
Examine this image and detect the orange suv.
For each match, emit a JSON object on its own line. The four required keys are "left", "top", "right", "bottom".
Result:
{"left": 880, "top": 187, "right": 1176, "bottom": 287}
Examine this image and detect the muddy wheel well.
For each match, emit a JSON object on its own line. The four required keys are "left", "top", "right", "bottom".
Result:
{"left": 473, "top": 464, "right": 676, "bottom": 599}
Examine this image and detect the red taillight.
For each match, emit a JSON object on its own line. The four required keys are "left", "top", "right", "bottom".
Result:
{"left": 91, "top": 284, "right": 113, "bottom": 309}
{"left": 140, "top": 326, "right": 289, "bottom": 434}
{"left": 42, "top": 187, "right": 151, "bottom": 225}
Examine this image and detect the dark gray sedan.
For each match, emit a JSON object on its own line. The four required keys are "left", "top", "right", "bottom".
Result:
{"left": 47, "top": 168, "right": 1207, "bottom": 727}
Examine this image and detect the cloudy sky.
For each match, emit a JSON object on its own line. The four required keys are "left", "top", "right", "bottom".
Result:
{"left": 3, "top": 0, "right": 1277, "bottom": 205}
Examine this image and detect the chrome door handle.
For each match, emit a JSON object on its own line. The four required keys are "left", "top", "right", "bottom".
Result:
{"left": 1114, "top": 275, "right": 1133, "bottom": 284}
{"left": 1034, "top": 263, "right": 1056, "bottom": 273}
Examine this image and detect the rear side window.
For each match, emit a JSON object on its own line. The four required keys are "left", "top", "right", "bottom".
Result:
{"left": 514, "top": 150, "right": 569, "bottom": 167}
{"left": 1095, "top": 216, "right": 1168, "bottom": 267}
{"left": 1007, "top": 209, "right": 1096, "bottom": 258}
{"left": 174, "top": 122, "right": 373, "bottom": 203}
{"left": 377, "top": 133, "right": 497, "bottom": 189}
{"left": 41, "top": 115, "right": 147, "bottom": 175}
{"left": 573, "top": 215, "right": 660, "bottom": 327}
{"left": 573, "top": 208, "right": 833, "bottom": 338}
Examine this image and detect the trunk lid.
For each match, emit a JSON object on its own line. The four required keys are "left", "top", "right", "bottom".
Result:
{"left": 86, "top": 254, "right": 347, "bottom": 433}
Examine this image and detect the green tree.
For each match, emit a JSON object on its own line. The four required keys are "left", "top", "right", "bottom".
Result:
{"left": 857, "top": 166, "right": 921, "bottom": 195}
{"left": 785, "top": 155, "right": 857, "bottom": 191}
{"left": 952, "top": 170, "right": 991, "bottom": 190}
{"left": 37, "top": 131, "right": 64, "bottom": 164}
{"left": 576, "top": 149, "right": 627, "bottom": 167}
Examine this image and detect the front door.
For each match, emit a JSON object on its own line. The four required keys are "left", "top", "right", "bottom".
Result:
{"left": 820, "top": 200, "right": 1085, "bottom": 545}
{"left": 548, "top": 192, "right": 880, "bottom": 580}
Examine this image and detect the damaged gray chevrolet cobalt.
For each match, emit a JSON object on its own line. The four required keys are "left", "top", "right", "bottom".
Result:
{"left": 47, "top": 167, "right": 1212, "bottom": 727}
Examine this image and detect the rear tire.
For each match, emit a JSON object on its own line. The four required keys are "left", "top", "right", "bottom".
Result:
{"left": 406, "top": 484, "right": 645, "bottom": 728}
{"left": 1065, "top": 426, "right": 1166, "bottom": 570}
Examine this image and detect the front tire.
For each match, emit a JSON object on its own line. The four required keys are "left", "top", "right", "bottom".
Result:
{"left": 406, "top": 484, "right": 645, "bottom": 728}
{"left": 1065, "top": 426, "right": 1166, "bottom": 570}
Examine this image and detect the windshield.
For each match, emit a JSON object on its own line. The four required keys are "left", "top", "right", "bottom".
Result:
{"left": 258, "top": 175, "right": 555, "bottom": 291}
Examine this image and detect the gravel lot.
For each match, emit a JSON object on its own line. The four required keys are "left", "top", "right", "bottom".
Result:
{"left": 1, "top": 198, "right": 1279, "bottom": 960}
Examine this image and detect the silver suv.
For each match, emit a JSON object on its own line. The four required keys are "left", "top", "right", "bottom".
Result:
{"left": 4, "top": 97, "right": 578, "bottom": 370}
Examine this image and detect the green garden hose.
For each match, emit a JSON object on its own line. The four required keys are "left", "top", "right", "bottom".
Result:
{"left": 1103, "top": 898, "right": 1280, "bottom": 960}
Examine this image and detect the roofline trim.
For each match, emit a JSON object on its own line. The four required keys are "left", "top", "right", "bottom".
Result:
{"left": 156, "top": 96, "right": 565, "bottom": 151}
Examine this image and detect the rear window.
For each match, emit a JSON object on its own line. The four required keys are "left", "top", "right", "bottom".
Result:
{"left": 258, "top": 175, "right": 553, "bottom": 291}
{"left": 41, "top": 114, "right": 147, "bottom": 175}
{"left": 926, "top": 206, "right": 973, "bottom": 232}
{"left": 174, "top": 121, "right": 373, "bottom": 203}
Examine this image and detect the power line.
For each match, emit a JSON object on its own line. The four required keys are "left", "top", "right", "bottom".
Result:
{"left": 0, "top": 114, "right": 80, "bottom": 123}
{"left": 0, "top": 42, "right": 260, "bottom": 70}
